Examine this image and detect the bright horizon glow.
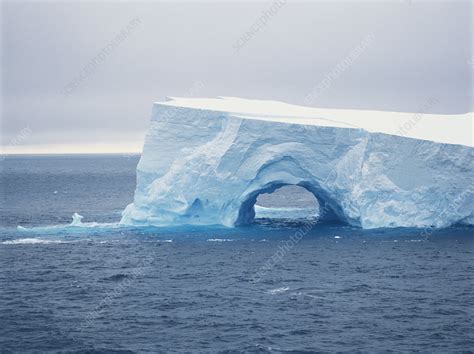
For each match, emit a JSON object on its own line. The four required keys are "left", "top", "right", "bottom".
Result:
{"left": 1, "top": 143, "right": 142, "bottom": 156}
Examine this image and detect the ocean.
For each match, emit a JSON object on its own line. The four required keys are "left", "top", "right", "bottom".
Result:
{"left": 0, "top": 155, "right": 473, "bottom": 352}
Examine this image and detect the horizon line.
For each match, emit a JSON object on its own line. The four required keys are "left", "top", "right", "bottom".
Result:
{"left": 1, "top": 151, "right": 142, "bottom": 156}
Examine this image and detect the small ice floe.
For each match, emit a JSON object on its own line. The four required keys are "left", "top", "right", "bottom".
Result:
{"left": 70, "top": 213, "right": 84, "bottom": 226}
{"left": 334, "top": 235, "right": 341, "bottom": 239}
{"left": 53, "top": 190, "right": 58, "bottom": 194}
{"left": 207, "top": 238, "right": 234, "bottom": 242}
{"left": 267, "top": 286, "right": 290, "bottom": 295}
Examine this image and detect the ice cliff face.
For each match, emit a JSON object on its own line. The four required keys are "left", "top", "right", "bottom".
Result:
{"left": 121, "top": 97, "right": 473, "bottom": 229}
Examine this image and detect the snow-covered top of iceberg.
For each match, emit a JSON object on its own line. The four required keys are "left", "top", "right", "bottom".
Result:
{"left": 157, "top": 96, "right": 473, "bottom": 147}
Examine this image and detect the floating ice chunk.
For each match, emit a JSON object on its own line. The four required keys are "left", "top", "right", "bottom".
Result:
{"left": 70, "top": 213, "right": 84, "bottom": 226}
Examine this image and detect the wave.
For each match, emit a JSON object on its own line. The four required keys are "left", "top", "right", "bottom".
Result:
{"left": 207, "top": 238, "right": 234, "bottom": 242}
{"left": 267, "top": 286, "right": 290, "bottom": 295}
{"left": 15, "top": 220, "right": 124, "bottom": 236}
{"left": 1, "top": 238, "right": 72, "bottom": 245}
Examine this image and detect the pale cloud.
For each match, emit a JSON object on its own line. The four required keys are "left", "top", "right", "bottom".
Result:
{"left": 2, "top": 1, "right": 472, "bottom": 153}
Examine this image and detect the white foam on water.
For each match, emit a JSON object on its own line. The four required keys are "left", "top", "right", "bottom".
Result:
{"left": 16, "top": 221, "right": 121, "bottom": 234}
{"left": 267, "top": 286, "right": 290, "bottom": 295}
{"left": 207, "top": 238, "right": 234, "bottom": 242}
{"left": 1, "top": 238, "right": 69, "bottom": 245}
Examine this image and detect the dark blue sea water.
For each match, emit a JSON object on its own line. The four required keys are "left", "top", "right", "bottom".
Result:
{"left": 1, "top": 155, "right": 473, "bottom": 352}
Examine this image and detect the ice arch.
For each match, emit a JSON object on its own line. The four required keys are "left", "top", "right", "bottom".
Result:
{"left": 231, "top": 158, "right": 346, "bottom": 225}
{"left": 120, "top": 97, "right": 474, "bottom": 229}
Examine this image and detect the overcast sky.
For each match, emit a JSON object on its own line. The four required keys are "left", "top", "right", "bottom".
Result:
{"left": 1, "top": 1, "right": 472, "bottom": 154}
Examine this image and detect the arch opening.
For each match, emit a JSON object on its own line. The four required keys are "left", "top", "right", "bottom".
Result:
{"left": 235, "top": 182, "right": 346, "bottom": 227}
{"left": 255, "top": 185, "right": 319, "bottom": 221}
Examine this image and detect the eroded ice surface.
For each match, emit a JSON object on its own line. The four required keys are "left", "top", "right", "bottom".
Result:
{"left": 121, "top": 97, "right": 473, "bottom": 229}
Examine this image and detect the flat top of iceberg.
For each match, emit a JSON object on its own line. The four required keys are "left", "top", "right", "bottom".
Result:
{"left": 158, "top": 97, "right": 473, "bottom": 147}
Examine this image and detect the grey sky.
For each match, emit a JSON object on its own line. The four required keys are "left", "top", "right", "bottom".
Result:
{"left": 1, "top": 1, "right": 472, "bottom": 153}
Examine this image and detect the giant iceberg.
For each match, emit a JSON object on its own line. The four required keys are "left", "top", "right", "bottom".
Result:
{"left": 121, "top": 97, "right": 473, "bottom": 229}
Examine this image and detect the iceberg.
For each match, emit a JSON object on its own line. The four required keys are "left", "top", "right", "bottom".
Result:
{"left": 121, "top": 97, "right": 473, "bottom": 229}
